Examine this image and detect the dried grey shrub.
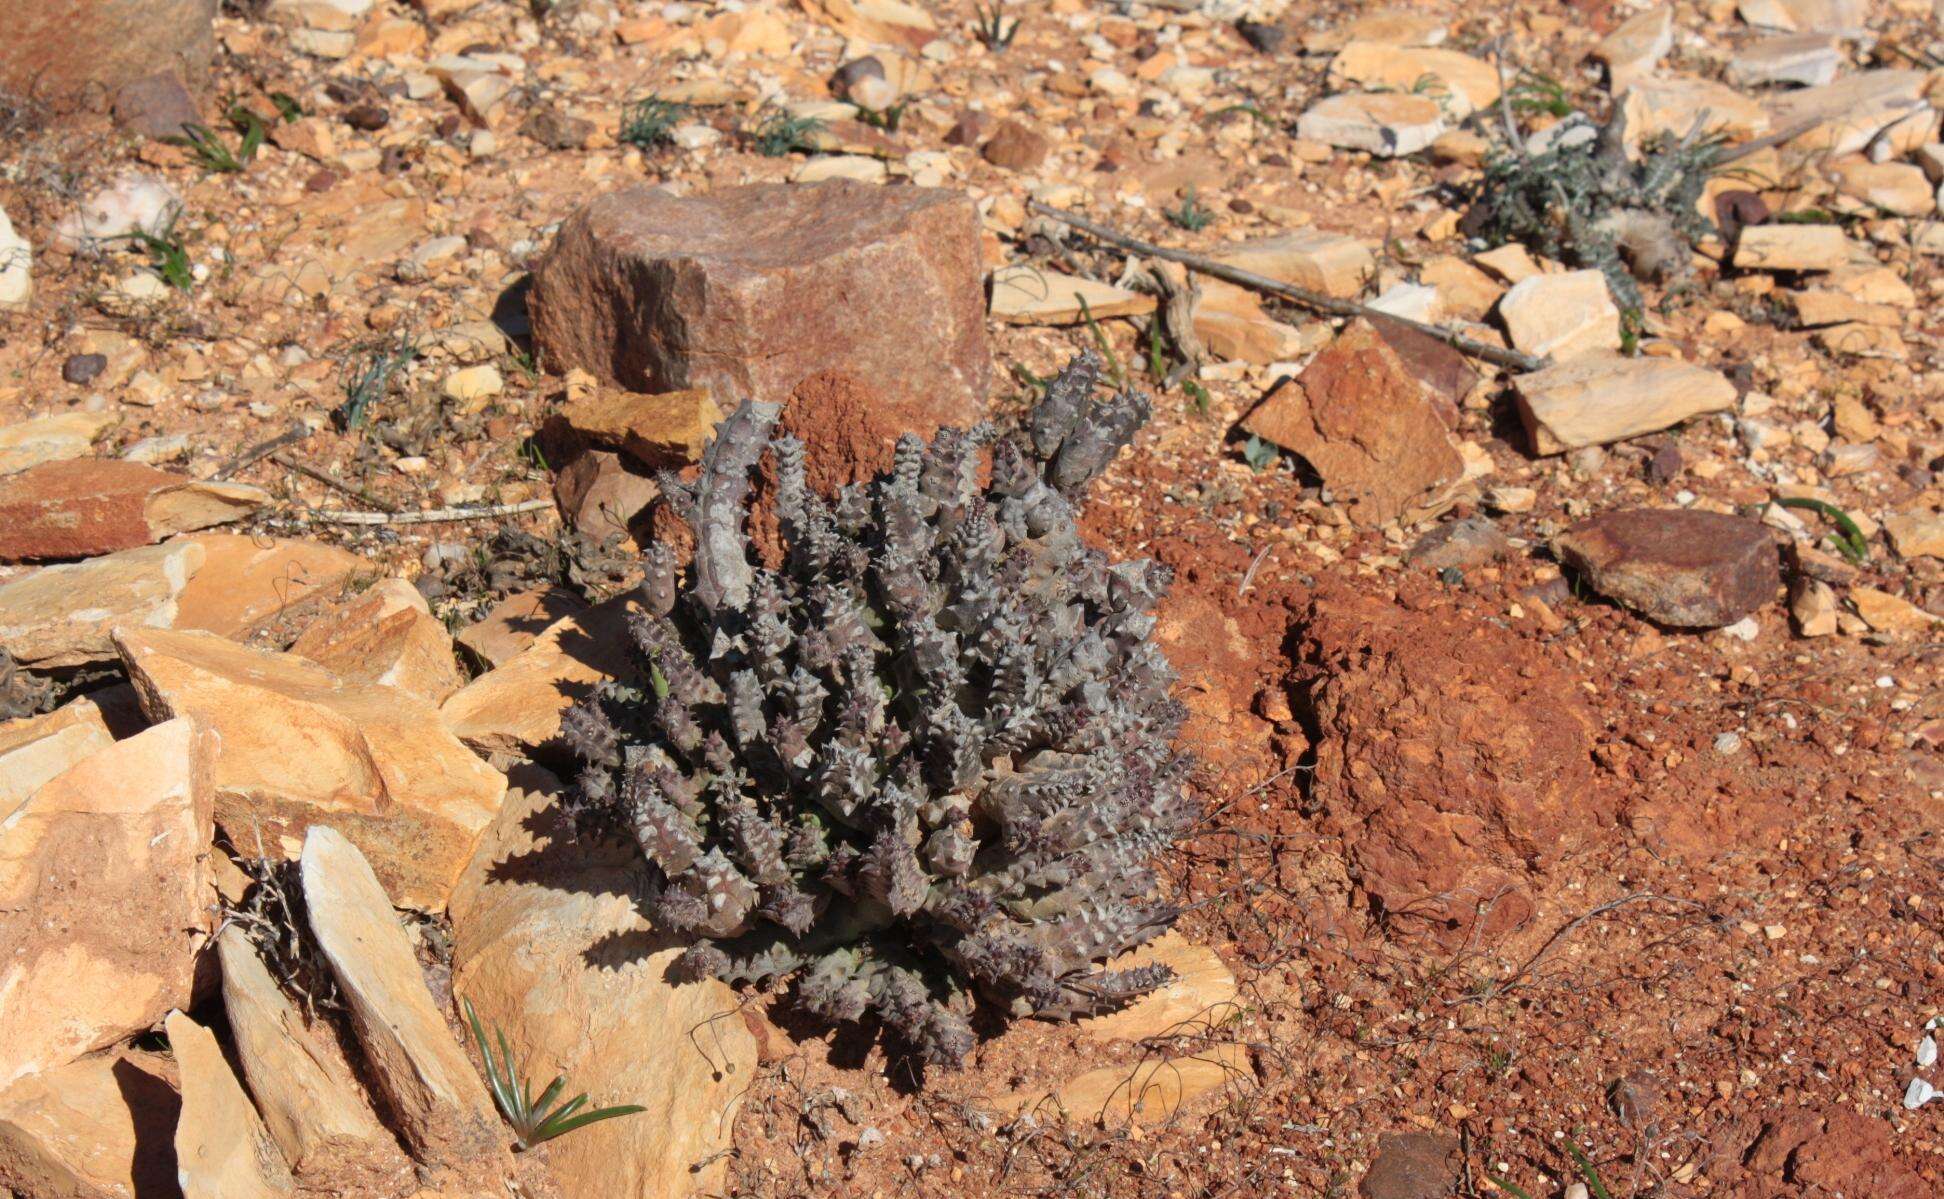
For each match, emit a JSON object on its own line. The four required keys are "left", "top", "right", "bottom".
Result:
{"left": 563, "top": 353, "right": 1193, "bottom": 1066}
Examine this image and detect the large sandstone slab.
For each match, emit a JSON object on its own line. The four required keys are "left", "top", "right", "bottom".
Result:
{"left": 1514, "top": 354, "right": 1736, "bottom": 455}
{"left": 1328, "top": 43, "right": 1500, "bottom": 117}
{"left": 0, "top": 1047, "right": 181, "bottom": 1199}
{"left": 0, "top": 699, "right": 115, "bottom": 815}
{"left": 171, "top": 534, "right": 369, "bottom": 640}
{"left": 984, "top": 1043, "right": 1253, "bottom": 1127}
{"left": 1239, "top": 318, "right": 1465, "bottom": 526}
{"left": 0, "top": 411, "right": 118, "bottom": 476}
{"left": 116, "top": 626, "right": 504, "bottom": 911}
{"left": 288, "top": 578, "right": 465, "bottom": 705}
{"left": 450, "top": 767, "right": 755, "bottom": 1199}
{"left": 0, "top": 718, "right": 215, "bottom": 1090}
{"left": 1, "top": 0, "right": 217, "bottom": 105}
{"left": 301, "top": 826, "right": 503, "bottom": 1165}
{"left": 167, "top": 1011, "right": 296, "bottom": 1198}
{"left": 0, "top": 460, "right": 265, "bottom": 562}
{"left": 989, "top": 266, "right": 1156, "bottom": 325}
{"left": 531, "top": 182, "right": 988, "bottom": 431}
{"left": 1769, "top": 71, "right": 1929, "bottom": 156}
{"left": 442, "top": 593, "right": 637, "bottom": 761}
{"left": 0, "top": 539, "right": 203, "bottom": 669}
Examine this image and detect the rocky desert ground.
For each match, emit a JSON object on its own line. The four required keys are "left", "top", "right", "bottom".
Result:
{"left": 0, "top": 0, "right": 1941, "bottom": 1197}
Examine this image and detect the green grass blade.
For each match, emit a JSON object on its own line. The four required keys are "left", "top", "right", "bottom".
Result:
{"left": 1489, "top": 1178, "right": 1536, "bottom": 1199}
{"left": 531, "top": 1074, "right": 569, "bottom": 1120}
{"left": 530, "top": 1103, "right": 647, "bottom": 1145}
{"left": 1565, "top": 1143, "right": 1614, "bottom": 1199}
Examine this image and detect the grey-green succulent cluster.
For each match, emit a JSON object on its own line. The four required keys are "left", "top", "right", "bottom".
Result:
{"left": 561, "top": 353, "right": 1194, "bottom": 1066}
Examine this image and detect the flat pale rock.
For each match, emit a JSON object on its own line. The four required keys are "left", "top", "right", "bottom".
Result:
{"left": 1850, "top": 586, "right": 1942, "bottom": 633}
{"left": 0, "top": 718, "right": 214, "bottom": 1090}
{"left": 1078, "top": 933, "right": 1240, "bottom": 1042}
{"left": 1770, "top": 71, "right": 1928, "bottom": 156}
{"left": 168, "top": 1011, "right": 295, "bottom": 1198}
{"left": 1515, "top": 354, "right": 1736, "bottom": 455}
{"left": 1734, "top": 224, "right": 1855, "bottom": 271}
{"left": 1213, "top": 230, "right": 1375, "bottom": 300}
{"left": 1328, "top": 43, "right": 1500, "bottom": 116}
{"left": 1194, "top": 280, "right": 1327, "bottom": 365}
{"left": 1739, "top": 0, "right": 1867, "bottom": 32}
{"left": 557, "top": 387, "right": 723, "bottom": 468}
{"left": 116, "top": 626, "right": 504, "bottom": 911}
{"left": 0, "top": 698, "right": 115, "bottom": 815}
{"left": 1305, "top": 9, "right": 1447, "bottom": 51}
{"left": 289, "top": 578, "right": 465, "bottom": 705}
{"left": 449, "top": 767, "right": 755, "bottom": 1199}
{"left": 1296, "top": 92, "right": 1446, "bottom": 157}
{"left": 0, "top": 1048, "right": 181, "bottom": 1199}
{"left": 454, "top": 586, "right": 588, "bottom": 669}
{"left": 1727, "top": 33, "right": 1844, "bottom": 88}
{"left": 0, "top": 411, "right": 117, "bottom": 476}
{"left": 1554, "top": 509, "right": 1780, "bottom": 628}
{"left": 1791, "top": 289, "right": 1899, "bottom": 327}
{"left": 989, "top": 265, "right": 1155, "bottom": 324}
{"left": 0, "top": 459, "right": 265, "bottom": 562}
{"left": 1885, "top": 510, "right": 1944, "bottom": 559}
{"left": 0, "top": 539, "right": 203, "bottom": 669}
{"left": 1418, "top": 256, "right": 1503, "bottom": 321}
{"left": 1497, "top": 269, "right": 1620, "bottom": 360}
{"left": 1594, "top": 7, "right": 1672, "bottom": 90}
{"left": 530, "top": 183, "right": 988, "bottom": 432}
{"left": 442, "top": 592, "right": 637, "bottom": 761}
{"left": 1832, "top": 161, "right": 1935, "bottom": 217}
{"left": 301, "top": 826, "right": 503, "bottom": 1165}
{"left": 1620, "top": 76, "right": 1769, "bottom": 144}
{"left": 217, "top": 929, "right": 410, "bottom": 1190}
{"left": 985, "top": 1042, "right": 1252, "bottom": 1127}
{"left": 1240, "top": 318, "right": 1465, "bottom": 526}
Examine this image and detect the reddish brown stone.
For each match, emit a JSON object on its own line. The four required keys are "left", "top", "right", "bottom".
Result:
{"left": 981, "top": 119, "right": 1052, "bottom": 170}
{"left": 1553, "top": 508, "right": 1779, "bottom": 628}
{"left": 529, "top": 182, "right": 989, "bottom": 442}
{"left": 0, "top": 459, "right": 263, "bottom": 562}
{"left": 2, "top": 0, "right": 218, "bottom": 108}
{"left": 1296, "top": 589, "right": 1613, "bottom": 946}
{"left": 1239, "top": 319, "right": 1465, "bottom": 526}
{"left": 1745, "top": 1108, "right": 1929, "bottom": 1199}
{"left": 1360, "top": 1132, "right": 1459, "bottom": 1199}
{"left": 553, "top": 450, "right": 658, "bottom": 547}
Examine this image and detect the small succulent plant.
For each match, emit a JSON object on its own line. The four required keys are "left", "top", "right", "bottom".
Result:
{"left": 562, "top": 353, "right": 1195, "bottom": 1067}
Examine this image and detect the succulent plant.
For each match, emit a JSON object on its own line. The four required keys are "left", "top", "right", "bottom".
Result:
{"left": 561, "top": 353, "right": 1194, "bottom": 1066}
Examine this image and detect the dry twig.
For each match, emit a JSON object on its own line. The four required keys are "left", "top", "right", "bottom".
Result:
{"left": 306, "top": 498, "right": 553, "bottom": 525}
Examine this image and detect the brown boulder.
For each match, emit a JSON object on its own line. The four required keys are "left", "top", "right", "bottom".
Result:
{"left": 1553, "top": 508, "right": 1779, "bottom": 628}
{"left": 1, "top": 0, "right": 218, "bottom": 107}
{"left": 982, "top": 119, "right": 1052, "bottom": 170}
{"left": 529, "top": 182, "right": 988, "bottom": 441}
{"left": 0, "top": 459, "right": 265, "bottom": 562}
{"left": 552, "top": 449, "right": 659, "bottom": 547}
{"left": 1296, "top": 589, "right": 1612, "bottom": 944}
{"left": 1240, "top": 319, "right": 1466, "bottom": 527}
{"left": 0, "top": 718, "right": 215, "bottom": 1090}
{"left": 116, "top": 627, "right": 504, "bottom": 912}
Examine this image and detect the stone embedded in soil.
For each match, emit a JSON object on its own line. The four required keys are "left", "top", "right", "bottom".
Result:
{"left": 1769, "top": 70, "right": 1929, "bottom": 155}
{"left": 0, "top": 718, "right": 214, "bottom": 1091}
{"left": 1077, "top": 933, "right": 1240, "bottom": 1042}
{"left": 1885, "top": 509, "right": 1944, "bottom": 559}
{"left": 989, "top": 265, "right": 1156, "bottom": 325}
{"left": 1214, "top": 230, "right": 1375, "bottom": 300}
{"left": 1, "top": 0, "right": 217, "bottom": 105}
{"left": 288, "top": 577, "right": 466, "bottom": 705}
{"left": 167, "top": 1010, "right": 297, "bottom": 1198}
{"left": 116, "top": 626, "right": 504, "bottom": 912}
{"left": 1619, "top": 76, "right": 1769, "bottom": 144}
{"left": 217, "top": 928, "right": 410, "bottom": 1190}
{"left": 0, "top": 459, "right": 266, "bottom": 562}
{"left": 448, "top": 766, "right": 755, "bottom": 1199}
{"left": 530, "top": 182, "right": 988, "bottom": 431}
{"left": 453, "top": 586, "right": 587, "bottom": 669}
{"left": 1297, "top": 589, "right": 1613, "bottom": 943}
{"left": 1193, "top": 279, "right": 1327, "bottom": 365}
{"left": 557, "top": 386, "right": 723, "bottom": 469}
{"left": 1593, "top": 7, "right": 1673, "bottom": 91}
{"left": 0, "top": 1047, "right": 180, "bottom": 1199}
{"left": 441, "top": 591, "right": 637, "bottom": 760}
{"left": 1849, "top": 585, "right": 1942, "bottom": 633}
{"left": 1496, "top": 269, "right": 1621, "bottom": 361}
{"left": 984, "top": 1042, "right": 1253, "bottom": 1127}
{"left": 1739, "top": 0, "right": 1867, "bottom": 31}
{"left": 1327, "top": 43, "right": 1500, "bottom": 117}
{"left": 1727, "top": 33, "right": 1844, "bottom": 87}
{"left": 300, "top": 826, "right": 504, "bottom": 1167}
{"left": 1514, "top": 354, "right": 1737, "bottom": 455}
{"left": 1359, "top": 1131, "right": 1459, "bottom": 1199}
{"left": 169, "top": 533, "right": 368, "bottom": 641}
{"left": 1553, "top": 509, "right": 1780, "bottom": 628}
{"left": 0, "top": 538, "right": 203, "bottom": 669}
{"left": 981, "top": 119, "right": 1052, "bottom": 170}
{"left": 1790, "top": 576, "right": 1838, "bottom": 637}
{"left": 1832, "top": 161, "right": 1936, "bottom": 217}
{"left": 0, "top": 411, "right": 117, "bottom": 476}
{"left": 1744, "top": 1106, "right": 1930, "bottom": 1199}
{"left": 1239, "top": 318, "right": 1466, "bottom": 527}
{"left": 113, "top": 70, "right": 200, "bottom": 139}
{"left": 0, "top": 698, "right": 115, "bottom": 814}
{"left": 553, "top": 448, "right": 659, "bottom": 547}
{"left": 1407, "top": 515, "right": 1512, "bottom": 572}
{"left": 1295, "top": 92, "right": 1446, "bottom": 158}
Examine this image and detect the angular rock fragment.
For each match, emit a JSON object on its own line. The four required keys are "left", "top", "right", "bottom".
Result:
{"left": 1849, "top": 586, "right": 1941, "bottom": 633}
{"left": 0, "top": 205, "right": 28, "bottom": 311}
{"left": 1296, "top": 93, "right": 1446, "bottom": 157}
{"left": 0, "top": 718, "right": 214, "bottom": 1090}
{"left": 1885, "top": 510, "right": 1944, "bottom": 560}
{"left": 1620, "top": 76, "right": 1769, "bottom": 143}
{"left": 1727, "top": 33, "right": 1844, "bottom": 88}
{"left": 449, "top": 769, "right": 754, "bottom": 1199}
{"left": 552, "top": 448, "right": 659, "bottom": 546}
{"left": 1241, "top": 319, "right": 1466, "bottom": 526}
{"left": 0, "top": 1047, "right": 181, "bottom": 1199}
{"left": 531, "top": 183, "right": 988, "bottom": 430}
{"left": 1214, "top": 230, "right": 1375, "bottom": 299}
{"left": 0, "top": 459, "right": 266, "bottom": 562}
{"left": 1832, "top": 161, "right": 1935, "bottom": 217}
{"left": 1514, "top": 354, "right": 1736, "bottom": 454}
{"left": 170, "top": 534, "right": 368, "bottom": 640}
{"left": 989, "top": 265, "right": 1155, "bottom": 324}
{"left": 0, "top": 411, "right": 115, "bottom": 476}
{"left": 442, "top": 593, "right": 637, "bottom": 760}
{"left": 1790, "top": 576, "right": 1838, "bottom": 636}
{"left": 1594, "top": 7, "right": 1673, "bottom": 91}
{"left": 1554, "top": 509, "right": 1779, "bottom": 627}
{"left": 301, "top": 826, "right": 503, "bottom": 1164}
{"left": 167, "top": 1011, "right": 297, "bottom": 1198}
{"left": 453, "top": 586, "right": 587, "bottom": 669}
{"left": 1328, "top": 43, "right": 1500, "bottom": 117}
{"left": 116, "top": 627, "right": 504, "bottom": 911}
{"left": 556, "top": 387, "right": 723, "bottom": 469}
{"left": 288, "top": 578, "right": 465, "bottom": 704}
{"left": 985, "top": 1043, "right": 1253, "bottom": 1127}
{"left": 1734, "top": 223, "right": 1856, "bottom": 271}
{"left": 1076, "top": 933, "right": 1240, "bottom": 1042}
{"left": 1769, "top": 70, "right": 1929, "bottom": 155}
{"left": 0, "top": 698, "right": 115, "bottom": 814}
{"left": 0, "top": 539, "right": 203, "bottom": 669}
{"left": 1497, "top": 269, "right": 1621, "bottom": 360}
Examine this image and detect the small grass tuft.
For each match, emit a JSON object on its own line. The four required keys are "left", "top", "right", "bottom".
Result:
{"left": 749, "top": 108, "right": 825, "bottom": 157}
{"left": 129, "top": 216, "right": 194, "bottom": 292}
{"left": 168, "top": 104, "right": 267, "bottom": 173}
{"left": 973, "top": 0, "right": 1020, "bottom": 52}
{"left": 465, "top": 999, "right": 646, "bottom": 1150}
{"left": 619, "top": 95, "right": 686, "bottom": 150}
{"left": 1165, "top": 185, "right": 1214, "bottom": 231}
{"left": 335, "top": 335, "right": 419, "bottom": 431}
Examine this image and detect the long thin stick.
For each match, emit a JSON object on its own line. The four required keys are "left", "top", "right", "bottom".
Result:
{"left": 306, "top": 498, "right": 553, "bottom": 525}
{"left": 1027, "top": 201, "right": 1547, "bottom": 372}
{"left": 270, "top": 452, "right": 399, "bottom": 514}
